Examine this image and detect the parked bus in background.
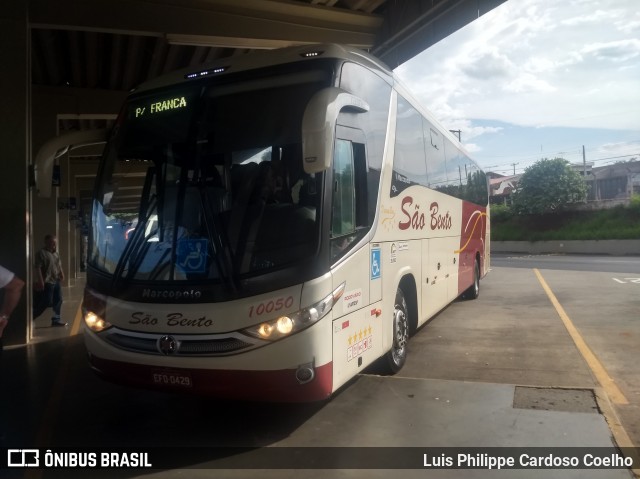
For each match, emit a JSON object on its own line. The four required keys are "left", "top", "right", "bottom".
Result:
{"left": 82, "top": 44, "right": 490, "bottom": 401}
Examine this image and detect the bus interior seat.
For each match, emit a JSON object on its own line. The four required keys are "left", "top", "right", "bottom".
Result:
{"left": 236, "top": 161, "right": 274, "bottom": 271}
{"left": 199, "top": 160, "right": 230, "bottom": 214}
{"left": 228, "top": 162, "right": 260, "bottom": 254}
{"left": 251, "top": 203, "right": 316, "bottom": 270}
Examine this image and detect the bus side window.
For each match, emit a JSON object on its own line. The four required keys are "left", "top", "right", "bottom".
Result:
{"left": 331, "top": 138, "right": 367, "bottom": 261}
{"left": 352, "top": 142, "right": 368, "bottom": 228}
{"left": 332, "top": 139, "right": 355, "bottom": 237}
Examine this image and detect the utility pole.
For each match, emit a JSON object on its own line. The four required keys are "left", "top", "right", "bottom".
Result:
{"left": 511, "top": 162, "right": 518, "bottom": 175}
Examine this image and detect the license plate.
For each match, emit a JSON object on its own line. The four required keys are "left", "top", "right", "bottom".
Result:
{"left": 151, "top": 370, "right": 192, "bottom": 388}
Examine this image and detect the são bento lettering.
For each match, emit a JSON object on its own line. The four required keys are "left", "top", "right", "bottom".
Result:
{"left": 130, "top": 312, "right": 213, "bottom": 328}
{"left": 399, "top": 196, "right": 452, "bottom": 231}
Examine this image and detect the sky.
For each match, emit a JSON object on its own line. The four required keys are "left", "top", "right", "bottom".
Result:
{"left": 394, "top": 0, "right": 640, "bottom": 176}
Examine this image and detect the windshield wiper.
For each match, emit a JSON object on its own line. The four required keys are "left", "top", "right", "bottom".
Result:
{"left": 200, "top": 185, "right": 238, "bottom": 293}
{"left": 111, "top": 194, "right": 158, "bottom": 287}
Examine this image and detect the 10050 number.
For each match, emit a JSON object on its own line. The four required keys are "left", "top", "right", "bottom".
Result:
{"left": 249, "top": 296, "right": 294, "bottom": 318}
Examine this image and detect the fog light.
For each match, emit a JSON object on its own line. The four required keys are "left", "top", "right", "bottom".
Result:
{"left": 295, "top": 364, "right": 315, "bottom": 384}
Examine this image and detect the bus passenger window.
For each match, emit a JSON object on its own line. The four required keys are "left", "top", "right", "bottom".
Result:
{"left": 331, "top": 138, "right": 369, "bottom": 262}
{"left": 331, "top": 139, "right": 355, "bottom": 237}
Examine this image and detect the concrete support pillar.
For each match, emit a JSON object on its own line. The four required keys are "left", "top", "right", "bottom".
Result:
{"left": 59, "top": 153, "right": 72, "bottom": 287}
{"left": 0, "top": 1, "right": 29, "bottom": 346}
{"left": 31, "top": 89, "right": 126, "bottom": 285}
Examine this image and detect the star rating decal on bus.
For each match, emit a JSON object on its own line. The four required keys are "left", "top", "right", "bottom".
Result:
{"left": 347, "top": 326, "right": 373, "bottom": 362}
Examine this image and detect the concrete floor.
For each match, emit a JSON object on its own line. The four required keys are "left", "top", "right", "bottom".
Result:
{"left": 0, "top": 267, "right": 637, "bottom": 478}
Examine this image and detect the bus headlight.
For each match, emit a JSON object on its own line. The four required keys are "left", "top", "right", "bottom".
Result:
{"left": 84, "top": 310, "right": 112, "bottom": 332}
{"left": 83, "top": 287, "right": 112, "bottom": 333}
{"left": 242, "top": 282, "right": 345, "bottom": 341}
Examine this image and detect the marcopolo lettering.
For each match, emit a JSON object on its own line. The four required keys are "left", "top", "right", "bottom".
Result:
{"left": 142, "top": 288, "right": 202, "bottom": 300}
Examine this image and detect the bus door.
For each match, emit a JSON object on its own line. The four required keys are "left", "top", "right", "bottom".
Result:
{"left": 421, "top": 123, "right": 451, "bottom": 321}
{"left": 330, "top": 126, "right": 380, "bottom": 390}
{"left": 422, "top": 238, "right": 450, "bottom": 321}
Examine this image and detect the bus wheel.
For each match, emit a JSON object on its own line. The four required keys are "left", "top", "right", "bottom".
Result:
{"left": 463, "top": 259, "right": 480, "bottom": 300}
{"left": 386, "top": 288, "right": 409, "bottom": 373}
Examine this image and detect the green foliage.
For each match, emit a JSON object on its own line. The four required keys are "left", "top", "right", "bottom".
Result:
{"left": 435, "top": 171, "right": 489, "bottom": 205}
{"left": 492, "top": 203, "right": 640, "bottom": 241}
{"left": 466, "top": 170, "right": 490, "bottom": 206}
{"left": 490, "top": 203, "right": 513, "bottom": 222}
{"left": 512, "top": 157, "right": 587, "bottom": 215}
{"left": 630, "top": 194, "right": 640, "bottom": 214}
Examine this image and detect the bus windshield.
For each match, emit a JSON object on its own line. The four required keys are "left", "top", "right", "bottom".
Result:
{"left": 89, "top": 66, "right": 331, "bottom": 285}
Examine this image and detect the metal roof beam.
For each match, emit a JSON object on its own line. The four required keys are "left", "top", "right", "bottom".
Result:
{"left": 29, "top": 0, "right": 383, "bottom": 49}
{"left": 373, "top": 0, "right": 507, "bottom": 68}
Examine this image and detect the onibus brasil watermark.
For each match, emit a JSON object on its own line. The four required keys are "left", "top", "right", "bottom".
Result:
{"left": 7, "top": 449, "right": 152, "bottom": 468}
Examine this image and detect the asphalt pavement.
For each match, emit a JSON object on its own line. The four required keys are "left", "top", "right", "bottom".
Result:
{"left": 1, "top": 256, "right": 639, "bottom": 478}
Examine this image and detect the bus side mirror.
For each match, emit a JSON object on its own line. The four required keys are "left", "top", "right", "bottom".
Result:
{"left": 34, "top": 129, "right": 109, "bottom": 198}
{"left": 301, "top": 87, "right": 369, "bottom": 174}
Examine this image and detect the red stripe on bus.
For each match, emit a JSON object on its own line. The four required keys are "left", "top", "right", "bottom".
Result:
{"left": 457, "top": 202, "right": 488, "bottom": 295}
{"left": 89, "top": 354, "right": 333, "bottom": 402}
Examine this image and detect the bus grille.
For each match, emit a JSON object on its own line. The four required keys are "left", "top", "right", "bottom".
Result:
{"left": 103, "top": 331, "right": 255, "bottom": 356}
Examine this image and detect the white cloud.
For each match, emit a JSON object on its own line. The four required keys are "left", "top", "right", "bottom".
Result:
{"left": 504, "top": 73, "right": 556, "bottom": 93}
{"left": 394, "top": 0, "right": 640, "bottom": 131}
{"left": 460, "top": 49, "right": 514, "bottom": 79}
{"left": 593, "top": 141, "right": 640, "bottom": 159}
{"left": 464, "top": 143, "right": 482, "bottom": 154}
{"left": 523, "top": 56, "right": 556, "bottom": 74}
{"left": 393, "top": 0, "right": 640, "bottom": 169}
{"left": 444, "top": 119, "right": 503, "bottom": 142}
{"left": 616, "top": 17, "right": 640, "bottom": 34}
{"left": 581, "top": 39, "right": 640, "bottom": 62}
{"left": 560, "top": 9, "right": 622, "bottom": 26}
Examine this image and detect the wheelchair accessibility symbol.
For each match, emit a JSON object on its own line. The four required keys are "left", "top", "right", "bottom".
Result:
{"left": 177, "top": 239, "right": 208, "bottom": 274}
{"left": 371, "top": 248, "right": 381, "bottom": 280}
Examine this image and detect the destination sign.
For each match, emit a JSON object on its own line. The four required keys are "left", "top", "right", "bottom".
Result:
{"left": 133, "top": 96, "right": 188, "bottom": 118}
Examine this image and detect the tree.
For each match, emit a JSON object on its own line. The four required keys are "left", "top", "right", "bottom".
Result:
{"left": 512, "top": 157, "right": 587, "bottom": 215}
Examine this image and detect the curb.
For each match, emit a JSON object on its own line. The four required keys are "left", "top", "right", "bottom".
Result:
{"left": 491, "top": 240, "right": 640, "bottom": 256}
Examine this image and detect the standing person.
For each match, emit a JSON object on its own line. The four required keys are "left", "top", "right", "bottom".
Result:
{"left": 0, "top": 264, "right": 25, "bottom": 340}
{"left": 34, "top": 234, "right": 68, "bottom": 327}
{"left": 0, "top": 266, "right": 24, "bottom": 446}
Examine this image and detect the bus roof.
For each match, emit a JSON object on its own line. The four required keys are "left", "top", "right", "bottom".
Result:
{"left": 133, "top": 43, "right": 393, "bottom": 93}
{"left": 131, "top": 42, "right": 477, "bottom": 167}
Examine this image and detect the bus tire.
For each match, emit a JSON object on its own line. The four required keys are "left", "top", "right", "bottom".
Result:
{"left": 385, "top": 288, "right": 409, "bottom": 374}
{"left": 463, "top": 259, "right": 480, "bottom": 300}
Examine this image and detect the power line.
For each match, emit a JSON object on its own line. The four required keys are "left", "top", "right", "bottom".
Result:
{"left": 588, "top": 154, "right": 639, "bottom": 163}
{"left": 475, "top": 140, "right": 640, "bottom": 165}
{"left": 483, "top": 149, "right": 639, "bottom": 172}
{"left": 486, "top": 153, "right": 639, "bottom": 176}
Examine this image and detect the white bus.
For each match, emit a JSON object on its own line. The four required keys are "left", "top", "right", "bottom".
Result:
{"left": 83, "top": 44, "right": 489, "bottom": 402}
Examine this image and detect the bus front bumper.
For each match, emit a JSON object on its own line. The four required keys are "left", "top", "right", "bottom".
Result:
{"left": 87, "top": 352, "right": 333, "bottom": 402}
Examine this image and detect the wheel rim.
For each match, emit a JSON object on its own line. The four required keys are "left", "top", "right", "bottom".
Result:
{"left": 391, "top": 306, "right": 408, "bottom": 365}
